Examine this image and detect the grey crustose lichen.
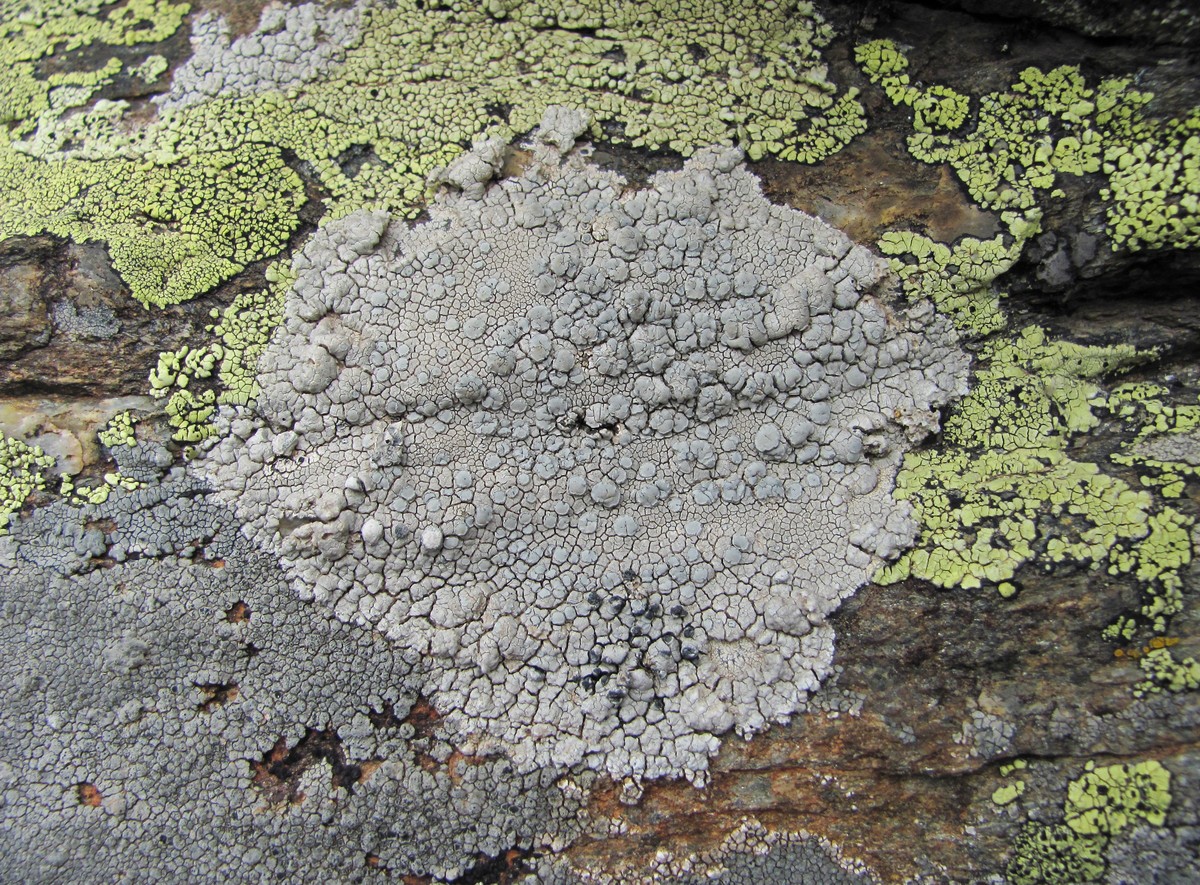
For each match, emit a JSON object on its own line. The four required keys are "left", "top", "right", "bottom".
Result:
{"left": 156, "top": 2, "right": 363, "bottom": 112}
{"left": 0, "top": 451, "right": 585, "bottom": 882}
{"left": 202, "top": 111, "right": 969, "bottom": 783}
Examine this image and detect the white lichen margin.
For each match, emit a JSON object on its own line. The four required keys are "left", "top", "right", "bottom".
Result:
{"left": 201, "top": 109, "right": 969, "bottom": 784}
{"left": 156, "top": 1, "right": 363, "bottom": 112}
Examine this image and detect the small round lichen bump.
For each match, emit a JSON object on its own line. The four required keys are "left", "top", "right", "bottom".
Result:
{"left": 202, "top": 116, "right": 968, "bottom": 782}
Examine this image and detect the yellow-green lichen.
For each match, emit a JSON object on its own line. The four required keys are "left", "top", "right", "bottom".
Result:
{"left": 209, "top": 263, "right": 293, "bottom": 407}
{"left": 855, "top": 40, "right": 969, "bottom": 133}
{"left": 144, "top": 260, "right": 293, "bottom": 439}
{"left": 869, "top": 39, "right": 1200, "bottom": 698}
{"left": 1136, "top": 646, "right": 1200, "bottom": 695}
{"left": 149, "top": 343, "right": 224, "bottom": 441}
{"left": 0, "top": 0, "right": 296, "bottom": 307}
{"left": 98, "top": 410, "right": 138, "bottom": 448}
{"left": 1007, "top": 823, "right": 1107, "bottom": 885}
{"left": 1064, "top": 760, "right": 1171, "bottom": 837}
{"left": 995, "top": 758, "right": 1029, "bottom": 806}
{"left": 1104, "top": 509, "right": 1191, "bottom": 633}
{"left": 878, "top": 326, "right": 1192, "bottom": 599}
{"left": 993, "top": 780, "right": 1027, "bottom": 806}
{"left": 131, "top": 54, "right": 169, "bottom": 84}
{"left": 163, "top": 388, "right": 217, "bottom": 443}
{"left": 60, "top": 470, "right": 144, "bottom": 505}
{"left": 1104, "top": 383, "right": 1200, "bottom": 498}
{"left": 878, "top": 211, "right": 1035, "bottom": 337}
{"left": 1007, "top": 760, "right": 1172, "bottom": 884}
{"left": 857, "top": 39, "right": 1200, "bottom": 253}
{"left": 149, "top": 344, "right": 220, "bottom": 394}
{"left": 0, "top": 0, "right": 865, "bottom": 307}
{"left": 0, "top": 435, "right": 55, "bottom": 533}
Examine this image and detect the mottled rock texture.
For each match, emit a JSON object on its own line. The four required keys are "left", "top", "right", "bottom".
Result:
{"left": 1, "top": 1, "right": 1198, "bottom": 883}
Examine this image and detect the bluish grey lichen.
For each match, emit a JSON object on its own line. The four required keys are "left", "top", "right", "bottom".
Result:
{"left": 0, "top": 462, "right": 586, "bottom": 882}
{"left": 202, "top": 116, "right": 969, "bottom": 783}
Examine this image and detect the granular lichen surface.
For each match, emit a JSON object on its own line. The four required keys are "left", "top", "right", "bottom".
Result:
{"left": 2, "top": 0, "right": 1200, "bottom": 881}
{"left": 0, "top": 0, "right": 867, "bottom": 307}
{"left": 203, "top": 121, "right": 968, "bottom": 781}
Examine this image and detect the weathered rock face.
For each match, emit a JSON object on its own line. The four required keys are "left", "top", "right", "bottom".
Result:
{"left": 0, "top": 1, "right": 1198, "bottom": 883}
{"left": 0, "top": 234, "right": 253, "bottom": 403}
{"left": 923, "top": 0, "right": 1200, "bottom": 46}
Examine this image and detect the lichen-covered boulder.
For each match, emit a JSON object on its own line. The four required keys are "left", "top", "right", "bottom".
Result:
{"left": 202, "top": 117, "right": 969, "bottom": 782}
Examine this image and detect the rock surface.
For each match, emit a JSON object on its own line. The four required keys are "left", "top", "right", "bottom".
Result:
{"left": 0, "top": 1, "right": 1198, "bottom": 883}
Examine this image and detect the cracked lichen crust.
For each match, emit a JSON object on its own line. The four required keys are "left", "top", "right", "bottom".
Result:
{"left": 541, "top": 819, "right": 874, "bottom": 883}
{"left": 0, "top": 0, "right": 864, "bottom": 307}
{"left": 202, "top": 124, "right": 968, "bottom": 782}
{"left": 0, "top": 466, "right": 585, "bottom": 881}
{"left": 1105, "top": 382, "right": 1200, "bottom": 499}
{"left": 856, "top": 39, "right": 1200, "bottom": 252}
{"left": 157, "top": 3, "right": 364, "bottom": 112}
{"left": 878, "top": 327, "right": 1186, "bottom": 594}
{"left": 1007, "top": 759, "right": 1173, "bottom": 884}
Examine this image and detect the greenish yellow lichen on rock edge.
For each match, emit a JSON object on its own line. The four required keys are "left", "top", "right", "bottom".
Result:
{"left": 0, "top": 435, "right": 54, "bottom": 533}
{"left": 857, "top": 38, "right": 1200, "bottom": 252}
{"left": 1007, "top": 760, "right": 1171, "bottom": 884}
{"left": 0, "top": 0, "right": 866, "bottom": 307}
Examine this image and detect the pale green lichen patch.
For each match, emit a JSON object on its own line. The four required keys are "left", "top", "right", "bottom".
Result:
{"left": 149, "top": 344, "right": 220, "bottom": 395}
{"left": 1007, "top": 823, "right": 1106, "bottom": 885}
{"left": 854, "top": 39, "right": 969, "bottom": 134}
{"left": 2, "top": 407, "right": 146, "bottom": 514}
{"left": 875, "top": 163, "right": 1195, "bottom": 655}
{"left": 131, "top": 54, "right": 169, "bottom": 84}
{"left": 880, "top": 319, "right": 1194, "bottom": 664}
{"left": 878, "top": 211, "right": 1036, "bottom": 337}
{"left": 162, "top": 388, "right": 216, "bottom": 443}
{"left": 209, "top": 263, "right": 293, "bottom": 407}
{"left": 1087, "top": 382, "right": 1200, "bottom": 648}
{"left": 1136, "top": 646, "right": 1200, "bottom": 695}
{"left": 1007, "top": 760, "right": 1172, "bottom": 884}
{"left": 994, "top": 758, "right": 1029, "bottom": 806}
{"left": 1064, "top": 760, "right": 1172, "bottom": 837}
{"left": 98, "top": 410, "right": 138, "bottom": 448}
{"left": 856, "top": 39, "right": 1200, "bottom": 252}
{"left": 0, "top": 435, "right": 55, "bottom": 533}
{"left": 60, "top": 470, "right": 144, "bottom": 505}
{"left": 148, "top": 343, "right": 221, "bottom": 442}
{"left": 866, "top": 35, "right": 1200, "bottom": 707}
{"left": 0, "top": 0, "right": 298, "bottom": 308}
{"left": 993, "top": 780, "right": 1027, "bottom": 806}
{"left": 877, "top": 326, "right": 1192, "bottom": 600}
{"left": 1104, "top": 382, "right": 1200, "bottom": 498}
{"left": 144, "top": 260, "right": 292, "bottom": 440}
{"left": 0, "top": 0, "right": 865, "bottom": 307}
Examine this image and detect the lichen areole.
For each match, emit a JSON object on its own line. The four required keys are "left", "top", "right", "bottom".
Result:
{"left": 202, "top": 111, "right": 969, "bottom": 782}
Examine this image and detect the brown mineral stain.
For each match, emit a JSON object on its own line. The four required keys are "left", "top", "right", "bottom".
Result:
{"left": 755, "top": 129, "right": 998, "bottom": 245}
{"left": 359, "top": 760, "right": 383, "bottom": 783}
{"left": 196, "top": 681, "right": 240, "bottom": 713}
{"left": 76, "top": 783, "right": 102, "bottom": 807}
{"left": 195, "top": 0, "right": 281, "bottom": 38}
